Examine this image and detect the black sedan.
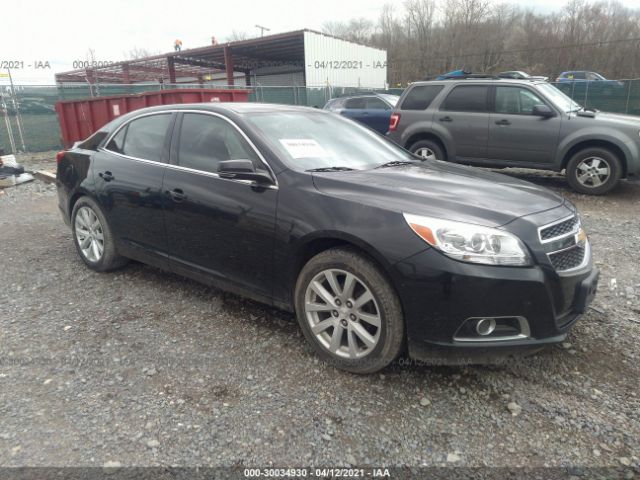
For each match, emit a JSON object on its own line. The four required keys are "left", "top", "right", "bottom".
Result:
{"left": 56, "top": 103, "right": 599, "bottom": 373}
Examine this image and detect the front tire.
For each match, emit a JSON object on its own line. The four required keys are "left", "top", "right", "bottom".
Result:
{"left": 294, "top": 247, "right": 404, "bottom": 374}
{"left": 71, "top": 196, "right": 128, "bottom": 272}
{"left": 566, "top": 147, "right": 622, "bottom": 195}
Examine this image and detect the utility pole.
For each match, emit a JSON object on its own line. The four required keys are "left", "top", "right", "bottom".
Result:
{"left": 255, "top": 25, "right": 270, "bottom": 37}
{"left": 7, "top": 68, "right": 26, "bottom": 152}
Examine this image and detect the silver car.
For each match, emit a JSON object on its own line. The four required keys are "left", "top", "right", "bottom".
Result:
{"left": 386, "top": 78, "right": 640, "bottom": 194}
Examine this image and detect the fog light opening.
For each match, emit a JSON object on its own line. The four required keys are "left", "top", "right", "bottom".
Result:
{"left": 475, "top": 318, "right": 497, "bottom": 336}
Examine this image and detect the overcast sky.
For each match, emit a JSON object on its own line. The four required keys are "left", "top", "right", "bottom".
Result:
{"left": 3, "top": 0, "right": 640, "bottom": 84}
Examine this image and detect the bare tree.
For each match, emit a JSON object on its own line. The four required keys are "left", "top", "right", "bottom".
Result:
{"left": 225, "top": 30, "right": 249, "bottom": 42}
{"left": 322, "top": 18, "right": 374, "bottom": 44}
{"left": 127, "top": 47, "right": 162, "bottom": 59}
{"left": 335, "top": 0, "right": 640, "bottom": 85}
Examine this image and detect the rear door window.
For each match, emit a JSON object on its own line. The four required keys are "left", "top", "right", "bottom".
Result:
{"left": 441, "top": 85, "right": 489, "bottom": 112}
{"left": 106, "top": 113, "right": 172, "bottom": 161}
{"left": 365, "top": 97, "right": 390, "bottom": 110}
{"left": 400, "top": 85, "right": 444, "bottom": 110}
{"left": 345, "top": 98, "right": 366, "bottom": 109}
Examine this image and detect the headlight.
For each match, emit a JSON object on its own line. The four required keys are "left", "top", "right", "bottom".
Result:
{"left": 403, "top": 213, "right": 532, "bottom": 266}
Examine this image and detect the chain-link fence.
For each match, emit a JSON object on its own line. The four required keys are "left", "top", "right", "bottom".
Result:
{"left": 0, "top": 80, "right": 638, "bottom": 153}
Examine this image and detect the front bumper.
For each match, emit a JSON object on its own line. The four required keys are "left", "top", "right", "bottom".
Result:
{"left": 392, "top": 246, "right": 598, "bottom": 363}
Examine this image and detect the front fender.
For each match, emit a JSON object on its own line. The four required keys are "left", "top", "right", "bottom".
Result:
{"left": 555, "top": 129, "right": 639, "bottom": 174}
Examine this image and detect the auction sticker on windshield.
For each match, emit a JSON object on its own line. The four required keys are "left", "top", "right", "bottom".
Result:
{"left": 279, "top": 139, "right": 330, "bottom": 158}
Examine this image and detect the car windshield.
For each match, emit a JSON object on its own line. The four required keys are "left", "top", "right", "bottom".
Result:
{"left": 538, "top": 83, "right": 582, "bottom": 112}
{"left": 378, "top": 94, "right": 400, "bottom": 106}
{"left": 245, "top": 111, "right": 414, "bottom": 171}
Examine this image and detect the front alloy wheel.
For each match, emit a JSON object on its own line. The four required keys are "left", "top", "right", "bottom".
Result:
{"left": 575, "top": 157, "right": 611, "bottom": 188}
{"left": 295, "top": 247, "right": 404, "bottom": 374}
{"left": 304, "top": 269, "right": 381, "bottom": 359}
{"left": 566, "top": 147, "right": 621, "bottom": 195}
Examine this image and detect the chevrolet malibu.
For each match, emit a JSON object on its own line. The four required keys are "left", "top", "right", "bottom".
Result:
{"left": 56, "top": 103, "right": 599, "bottom": 373}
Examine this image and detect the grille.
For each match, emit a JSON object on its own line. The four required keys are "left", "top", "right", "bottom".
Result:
{"left": 540, "top": 216, "right": 578, "bottom": 241}
{"left": 548, "top": 244, "right": 586, "bottom": 271}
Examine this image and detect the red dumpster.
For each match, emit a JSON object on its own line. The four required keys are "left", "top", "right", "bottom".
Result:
{"left": 55, "top": 88, "right": 251, "bottom": 148}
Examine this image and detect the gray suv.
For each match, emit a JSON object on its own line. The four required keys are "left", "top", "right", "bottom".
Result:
{"left": 387, "top": 78, "right": 640, "bottom": 194}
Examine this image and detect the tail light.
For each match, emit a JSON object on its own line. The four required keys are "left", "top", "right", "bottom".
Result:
{"left": 56, "top": 151, "right": 66, "bottom": 164}
{"left": 389, "top": 113, "right": 401, "bottom": 132}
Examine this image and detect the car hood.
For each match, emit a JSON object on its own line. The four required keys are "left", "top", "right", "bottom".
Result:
{"left": 311, "top": 161, "right": 565, "bottom": 227}
{"left": 575, "top": 111, "right": 640, "bottom": 126}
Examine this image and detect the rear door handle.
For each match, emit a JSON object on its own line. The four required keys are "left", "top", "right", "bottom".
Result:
{"left": 168, "top": 188, "right": 187, "bottom": 202}
{"left": 99, "top": 171, "right": 114, "bottom": 182}
{"left": 439, "top": 116, "right": 453, "bottom": 122}
{"left": 495, "top": 119, "right": 511, "bottom": 126}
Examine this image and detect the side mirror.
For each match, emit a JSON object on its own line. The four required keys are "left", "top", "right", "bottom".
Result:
{"left": 532, "top": 104, "right": 555, "bottom": 118}
{"left": 218, "top": 159, "right": 273, "bottom": 184}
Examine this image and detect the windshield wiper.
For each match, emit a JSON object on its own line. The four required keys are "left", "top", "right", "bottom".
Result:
{"left": 306, "top": 166, "right": 356, "bottom": 172}
{"left": 376, "top": 160, "right": 415, "bottom": 168}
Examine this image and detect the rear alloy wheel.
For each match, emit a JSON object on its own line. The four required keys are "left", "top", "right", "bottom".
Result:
{"left": 566, "top": 147, "right": 621, "bottom": 195}
{"left": 295, "top": 248, "right": 404, "bottom": 373}
{"left": 409, "top": 139, "right": 446, "bottom": 161}
{"left": 71, "top": 196, "right": 128, "bottom": 272}
{"left": 75, "top": 206, "right": 104, "bottom": 262}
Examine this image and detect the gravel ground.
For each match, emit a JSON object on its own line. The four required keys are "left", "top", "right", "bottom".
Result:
{"left": 0, "top": 152, "right": 639, "bottom": 471}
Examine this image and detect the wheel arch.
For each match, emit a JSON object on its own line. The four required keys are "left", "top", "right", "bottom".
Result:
{"left": 68, "top": 189, "right": 96, "bottom": 219}
{"left": 561, "top": 139, "right": 628, "bottom": 177}
{"left": 289, "top": 232, "right": 400, "bottom": 308}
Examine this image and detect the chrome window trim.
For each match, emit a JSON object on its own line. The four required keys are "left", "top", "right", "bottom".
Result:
{"left": 96, "top": 149, "right": 167, "bottom": 168}
{"left": 101, "top": 108, "right": 278, "bottom": 189}
{"left": 538, "top": 214, "right": 579, "bottom": 244}
{"left": 165, "top": 163, "right": 277, "bottom": 190}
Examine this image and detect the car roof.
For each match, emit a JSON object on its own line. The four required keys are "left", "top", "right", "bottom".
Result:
{"left": 119, "top": 102, "right": 323, "bottom": 116}
{"left": 408, "top": 78, "right": 544, "bottom": 86}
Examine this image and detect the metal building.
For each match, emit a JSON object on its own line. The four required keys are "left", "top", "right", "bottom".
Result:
{"left": 55, "top": 30, "right": 387, "bottom": 89}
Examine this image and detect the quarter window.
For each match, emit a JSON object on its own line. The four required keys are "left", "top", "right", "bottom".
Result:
{"left": 441, "top": 85, "right": 489, "bottom": 112}
{"left": 495, "top": 87, "right": 547, "bottom": 115}
{"left": 177, "top": 113, "right": 260, "bottom": 174}
{"left": 106, "top": 126, "right": 127, "bottom": 154}
{"left": 106, "top": 113, "right": 172, "bottom": 161}
{"left": 400, "top": 85, "right": 444, "bottom": 110}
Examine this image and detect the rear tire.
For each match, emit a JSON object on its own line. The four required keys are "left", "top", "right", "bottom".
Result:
{"left": 566, "top": 147, "right": 621, "bottom": 195}
{"left": 409, "top": 139, "right": 446, "bottom": 161}
{"left": 294, "top": 247, "right": 404, "bottom": 374}
{"left": 71, "top": 196, "right": 128, "bottom": 272}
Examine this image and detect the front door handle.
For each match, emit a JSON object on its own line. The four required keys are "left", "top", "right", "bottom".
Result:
{"left": 439, "top": 116, "right": 453, "bottom": 122}
{"left": 168, "top": 188, "right": 187, "bottom": 202}
{"left": 99, "top": 171, "right": 114, "bottom": 182}
{"left": 495, "top": 119, "right": 511, "bottom": 126}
